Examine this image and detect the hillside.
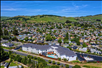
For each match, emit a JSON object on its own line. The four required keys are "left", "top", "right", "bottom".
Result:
{"left": 1, "top": 16, "right": 10, "bottom": 20}
{"left": 1, "top": 15, "right": 77, "bottom": 23}
{"left": 1, "top": 14, "right": 102, "bottom": 23}
{"left": 76, "top": 14, "right": 102, "bottom": 22}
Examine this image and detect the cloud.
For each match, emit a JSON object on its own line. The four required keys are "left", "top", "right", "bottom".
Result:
{"left": 61, "top": 3, "right": 88, "bottom": 13}
{"left": 1, "top": 8, "right": 18, "bottom": 11}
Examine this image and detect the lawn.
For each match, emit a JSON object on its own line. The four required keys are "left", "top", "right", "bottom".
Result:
{"left": 0, "top": 66, "right": 4, "bottom": 68}
{"left": 71, "top": 60, "right": 80, "bottom": 63}
{"left": 9, "top": 62, "right": 19, "bottom": 66}
{"left": 2, "top": 46, "right": 11, "bottom": 49}
{"left": 83, "top": 65, "right": 101, "bottom": 68}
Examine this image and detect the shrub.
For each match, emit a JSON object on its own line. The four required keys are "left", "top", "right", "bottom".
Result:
{"left": 34, "top": 56, "right": 37, "bottom": 60}
{"left": 65, "top": 64, "right": 69, "bottom": 68}
{"left": 72, "top": 65, "right": 81, "bottom": 68}
{"left": 58, "top": 58, "right": 61, "bottom": 61}
{"left": 57, "top": 62, "right": 60, "bottom": 65}
{"left": 52, "top": 61, "right": 55, "bottom": 64}
{"left": 48, "top": 60, "right": 51, "bottom": 63}
{"left": 83, "top": 65, "right": 101, "bottom": 68}
{"left": 50, "top": 65, "right": 59, "bottom": 68}
{"left": 61, "top": 65, "right": 63, "bottom": 67}
{"left": 64, "top": 58, "right": 67, "bottom": 62}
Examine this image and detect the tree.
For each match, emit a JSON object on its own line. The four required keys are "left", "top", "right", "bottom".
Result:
{"left": 65, "top": 20, "right": 72, "bottom": 23}
{"left": 64, "top": 32, "right": 69, "bottom": 43}
{"left": 53, "top": 30, "right": 57, "bottom": 33}
{"left": 4, "top": 29, "right": 9, "bottom": 35}
{"left": 0, "top": 28, "right": 3, "bottom": 36}
{"left": 63, "top": 58, "right": 67, "bottom": 62}
{"left": 24, "top": 37, "right": 28, "bottom": 41}
{"left": 8, "top": 51, "right": 12, "bottom": 56}
{"left": 13, "top": 27, "right": 19, "bottom": 35}
{"left": 21, "top": 56, "right": 27, "bottom": 65}
{"left": 50, "top": 65, "right": 59, "bottom": 68}
{"left": 48, "top": 60, "right": 51, "bottom": 63}
{"left": 83, "top": 42, "right": 87, "bottom": 47}
{"left": 64, "top": 32, "right": 69, "bottom": 40}
{"left": 65, "top": 64, "right": 69, "bottom": 68}
{"left": 0, "top": 46, "right": 9, "bottom": 62}
{"left": 61, "top": 65, "right": 63, "bottom": 67}
{"left": 38, "top": 58, "right": 47, "bottom": 67}
{"left": 28, "top": 58, "right": 31, "bottom": 64}
{"left": 52, "top": 36, "right": 56, "bottom": 40}
{"left": 58, "top": 38, "right": 62, "bottom": 46}
{"left": 45, "top": 34, "right": 52, "bottom": 41}
{"left": 58, "top": 58, "right": 61, "bottom": 61}
{"left": 2, "top": 36, "right": 9, "bottom": 40}
{"left": 72, "top": 37, "right": 80, "bottom": 45}
{"left": 37, "top": 63, "right": 44, "bottom": 68}
{"left": 57, "top": 62, "right": 60, "bottom": 65}
{"left": 12, "top": 36, "right": 18, "bottom": 41}
{"left": 9, "top": 39, "right": 12, "bottom": 42}
{"left": 29, "top": 62, "right": 35, "bottom": 68}
{"left": 72, "top": 65, "right": 81, "bottom": 68}
{"left": 67, "top": 46, "right": 72, "bottom": 50}
{"left": 52, "top": 61, "right": 55, "bottom": 65}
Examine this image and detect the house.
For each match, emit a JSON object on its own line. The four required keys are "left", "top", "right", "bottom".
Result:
{"left": 22, "top": 43, "right": 77, "bottom": 61}
{"left": 79, "top": 47, "right": 87, "bottom": 52}
{"left": 91, "top": 44, "right": 99, "bottom": 47}
{"left": 90, "top": 48, "right": 101, "bottom": 54}
{"left": 2, "top": 43, "right": 14, "bottom": 47}
{"left": 72, "top": 46, "right": 78, "bottom": 50}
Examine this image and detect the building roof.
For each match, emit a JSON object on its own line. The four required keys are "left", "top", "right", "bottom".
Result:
{"left": 51, "top": 45, "right": 76, "bottom": 57}
{"left": 22, "top": 43, "right": 50, "bottom": 50}
{"left": 4, "top": 43, "right": 14, "bottom": 46}
{"left": 23, "top": 43, "right": 76, "bottom": 57}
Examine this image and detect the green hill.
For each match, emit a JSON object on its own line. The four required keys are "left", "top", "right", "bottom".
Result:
{"left": 76, "top": 14, "right": 102, "bottom": 22}
{"left": 1, "top": 15, "right": 77, "bottom": 23}
{"left": 1, "top": 14, "right": 102, "bottom": 23}
{"left": 1, "top": 16, "right": 10, "bottom": 20}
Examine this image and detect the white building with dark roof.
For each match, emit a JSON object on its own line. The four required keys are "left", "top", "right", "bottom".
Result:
{"left": 22, "top": 43, "right": 77, "bottom": 61}
{"left": 2, "top": 43, "right": 14, "bottom": 47}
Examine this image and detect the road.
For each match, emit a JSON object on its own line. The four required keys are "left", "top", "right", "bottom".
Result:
{"left": 4, "top": 49, "right": 73, "bottom": 68}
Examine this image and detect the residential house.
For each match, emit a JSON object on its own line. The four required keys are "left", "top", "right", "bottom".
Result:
{"left": 79, "top": 47, "right": 87, "bottom": 52}
{"left": 2, "top": 43, "right": 14, "bottom": 47}
{"left": 90, "top": 48, "right": 102, "bottom": 54}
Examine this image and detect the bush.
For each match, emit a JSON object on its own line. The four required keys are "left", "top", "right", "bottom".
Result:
{"left": 64, "top": 58, "right": 67, "bottom": 62}
{"left": 52, "top": 61, "right": 55, "bottom": 64}
{"left": 34, "top": 56, "right": 37, "bottom": 60}
{"left": 48, "top": 60, "right": 51, "bottom": 63}
{"left": 58, "top": 58, "right": 61, "bottom": 61}
{"left": 65, "top": 64, "right": 69, "bottom": 68}
{"left": 83, "top": 65, "right": 101, "bottom": 68}
{"left": 72, "top": 65, "right": 81, "bottom": 68}
{"left": 50, "top": 65, "right": 59, "bottom": 68}
{"left": 57, "top": 62, "right": 60, "bottom": 65}
{"left": 61, "top": 65, "right": 63, "bottom": 67}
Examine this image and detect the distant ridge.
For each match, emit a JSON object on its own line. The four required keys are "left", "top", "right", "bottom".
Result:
{"left": 1, "top": 14, "right": 102, "bottom": 23}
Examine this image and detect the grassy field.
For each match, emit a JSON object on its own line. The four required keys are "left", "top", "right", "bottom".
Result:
{"left": 1, "top": 14, "right": 102, "bottom": 23}
{"left": 0, "top": 66, "right": 4, "bottom": 68}
{"left": 9, "top": 62, "right": 19, "bottom": 66}
{"left": 83, "top": 65, "right": 102, "bottom": 68}
{"left": 72, "top": 63, "right": 102, "bottom": 68}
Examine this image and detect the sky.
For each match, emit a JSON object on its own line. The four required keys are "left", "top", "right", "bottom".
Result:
{"left": 1, "top": 1, "right": 102, "bottom": 17}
